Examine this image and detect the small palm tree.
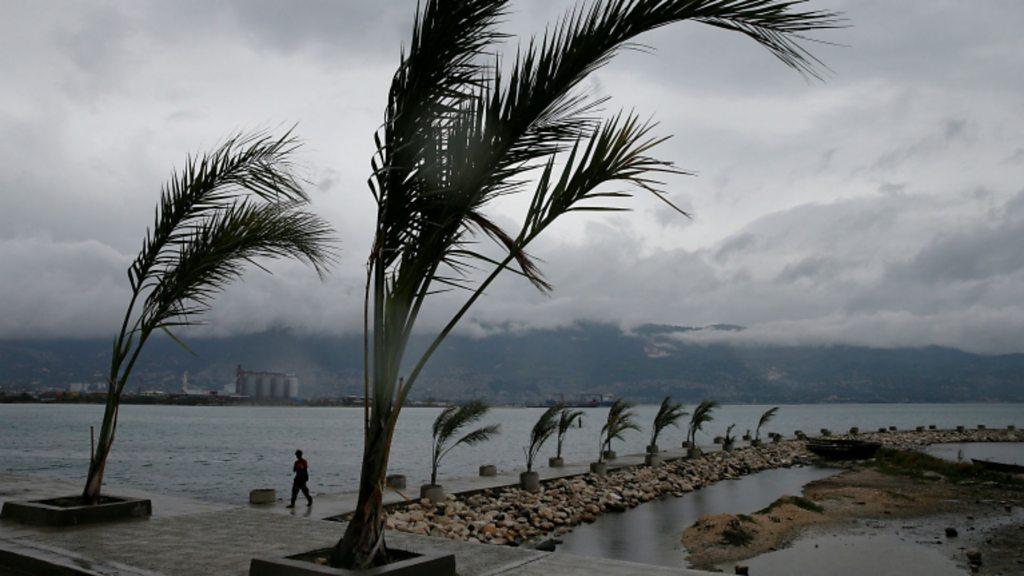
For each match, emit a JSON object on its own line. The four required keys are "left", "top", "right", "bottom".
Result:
{"left": 687, "top": 400, "right": 719, "bottom": 449}
{"left": 82, "top": 131, "right": 334, "bottom": 504}
{"left": 649, "top": 396, "right": 687, "bottom": 453}
{"left": 599, "top": 399, "right": 640, "bottom": 462}
{"left": 334, "top": 0, "right": 840, "bottom": 567}
{"left": 525, "top": 405, "right": 561, "bottom": 472}
{"left": 755, "top": 406, "right": 779, "bottom": 443}
{"left": 429, "top": 402, "right": 500, "bottom": 486}
{"left": 555, "top": 407, "right": 585, "bottom": 463}
{"left": 723, "top": 424, "right": 737, "bottom": 451}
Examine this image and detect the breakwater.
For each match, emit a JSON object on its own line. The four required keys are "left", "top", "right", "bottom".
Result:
{"left": 384, "top": 427, "right": 1022, "bottom": 547}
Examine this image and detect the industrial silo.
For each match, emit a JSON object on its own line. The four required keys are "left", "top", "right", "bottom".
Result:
{"left": 258, "top": 375, "right": 272, "bottom": 399}
{"left": 287, "top": 376, "right": 299, "bottom": 399}
{"left": 272, "top": 377, "right": 286, "bottom": 399}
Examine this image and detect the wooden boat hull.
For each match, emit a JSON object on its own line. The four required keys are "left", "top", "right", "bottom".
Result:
{"left": 971, "top": 458, "right": 1024, "bottom": 474}
{"left": 806, "top": 439, "right": 881, "bottom": 460}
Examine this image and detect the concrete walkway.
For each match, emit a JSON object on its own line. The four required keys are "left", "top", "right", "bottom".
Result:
{"left": 0, "top": 472, "right": 713, "bottom": 576}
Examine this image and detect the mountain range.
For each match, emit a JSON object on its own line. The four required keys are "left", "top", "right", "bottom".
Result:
{"left": 2, "top": 323, "right": 1022, "bottom": 403}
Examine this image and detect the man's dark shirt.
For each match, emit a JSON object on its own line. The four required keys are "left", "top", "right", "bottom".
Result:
{"left": 293, "top": 458, "right": 309, "bottom": 483}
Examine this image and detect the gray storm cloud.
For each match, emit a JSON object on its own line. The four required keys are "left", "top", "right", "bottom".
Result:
{"left": 2, "top": 0, "right": 1023, "bottom": 354}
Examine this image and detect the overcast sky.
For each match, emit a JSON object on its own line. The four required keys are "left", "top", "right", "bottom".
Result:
{"left": 2, "top": 1, "right": 1023, "bottom": 354}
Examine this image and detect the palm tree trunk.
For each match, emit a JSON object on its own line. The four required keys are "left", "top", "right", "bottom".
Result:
{"left": 331, "top": 423, "right": 392, "bottom": 568}
{"left": 82, "top": 386, "right": 120, "bottom": 504}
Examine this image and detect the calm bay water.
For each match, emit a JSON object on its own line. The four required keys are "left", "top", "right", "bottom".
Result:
{"left": 1, "top": 403, "right": 1022, "bottom": 503}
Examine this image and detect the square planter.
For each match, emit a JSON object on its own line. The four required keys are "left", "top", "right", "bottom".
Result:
{"left": 478, "top": 465, "right": 497, "bottom": 477}
{"left": 1, "top": 495, "right": 151, "bottom": 527}
{"left": 250, "top": 548, "right": 454, "bottom": 576}
{"left": 644, "top": 453, "right": 662, "bottom": 466}
{"left": 547, "top": 457, "right": 564, "bottom": 468}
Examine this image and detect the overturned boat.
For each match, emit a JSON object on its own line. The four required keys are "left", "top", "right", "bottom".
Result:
{"left": 806, "top": 438, "right": 882, "bottom": 460}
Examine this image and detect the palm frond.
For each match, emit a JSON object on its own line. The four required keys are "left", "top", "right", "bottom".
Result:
{"left": 687, "top": 399, "right": 719, "bottom": 443}
{"left": 651, "top": 395, "right": 687, "bottom": 445}
{"left": 526, "top": 405, "right": 562, "bottom": 469}
{"left": 755, "top": 406, "right": 779, "bottom": 440}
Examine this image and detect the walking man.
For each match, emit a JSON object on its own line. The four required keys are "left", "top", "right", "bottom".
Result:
{"left": 287, "top": 449, "right": 313, "bottom": 508}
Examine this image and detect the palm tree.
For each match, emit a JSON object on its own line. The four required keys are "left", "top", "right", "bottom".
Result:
{"left": 687, "top": 399, "right": 719, "bottom": 450}
{"left": 333, "top": 0, "right": 840, "bottom": 568}
{"left": 428, "top": 402, "right": 500, "bottom": 487}
{"left": 649, "top": 396, "right": 687, "bottom": 453}
{"left": 600, "top": 399, "right": 640, "bottom": 461}
{"left": 82, "top": 131, "right": 334, "bottom": 504}
{"left": 723, "top": 423, "right": 737, "bottom": 451}
{"left": 553, "top": 407, "right": 585, "bottom": 465}
{"left": 754, "top": 406, "right": 779, "bottom": 443}
{"left": 525, "top": 405, "right": 561, "bottom": 472}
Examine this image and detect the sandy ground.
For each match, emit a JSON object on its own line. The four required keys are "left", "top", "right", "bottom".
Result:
{"left": 680, "top": 463, "right": 1024, "bottom": 570}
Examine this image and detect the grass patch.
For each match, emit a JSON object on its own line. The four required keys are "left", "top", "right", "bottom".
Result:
{"left": 756, "top": 495, "right": 824, "bottom": 515}
{"left": 721, "top": 523, "right": 754, "bottom": 546}
{"left": 737, "top": 513, "right": 757, "bottom": 524}
{"left": 871, "top": 449, "right": 1024, "bottom": 488}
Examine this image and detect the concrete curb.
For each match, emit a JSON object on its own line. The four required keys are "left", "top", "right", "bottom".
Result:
{"left": 0, "top": 538, "right": 163, "bottom": 576}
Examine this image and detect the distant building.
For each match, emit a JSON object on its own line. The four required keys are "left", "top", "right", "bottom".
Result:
{"left": 235, "top": 365, "right": 299, "bottom": 400}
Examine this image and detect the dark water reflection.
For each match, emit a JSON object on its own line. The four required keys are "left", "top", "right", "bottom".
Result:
{"left": 556, "top": 465, "right": 837, "bottom": 567}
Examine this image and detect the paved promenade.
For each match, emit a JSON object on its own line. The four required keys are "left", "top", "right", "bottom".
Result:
{"left": 0, "top": 448, "right": 713, "bottom": 576}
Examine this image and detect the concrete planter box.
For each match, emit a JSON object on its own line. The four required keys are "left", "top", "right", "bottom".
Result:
{"left": 956, "top": 425, "right": 965, "bottom": 432}
{"left": 848, "top": 427, "right": 859, "bottom": 435}
{"left": 819, "top": 428, "right": 832, "bottom": 437}
{"left": 915, "top": 426, "right": 925, "bottom": 432}
{"left": 548, "top": 457, "right": 565, "bottom": 468}
{"left": 888, "top": 426, "right": 898, "bottom": 431}
{"left": 977, "top": 424, "right": 986, "bottom": 430}
{"left": 644, "top": 453, "right": 663, "bottom": 466}
{"left": 929, "top": 424, "right": 937, "bottom": 430}
{"left": 680, "top": 440, "right": 692, "bottom": 449}
{"left": 385, "top": 475, "right": 407, "bottom": 490}
{"left": 687, "top": 447, "right": 702, "bottom": 459}
{"left": 478, "top": 465, "right": 497, "bottom": 477}
{"left": 722, "top": 443, "right": 734, "bottom": 452}
{"left": 418, "top": 484, "right": 445, "bottom": 503}
{"left": 877, "top": 427, "right": 887, "bottom": 433}
{"left": 602, "top": 450, "right": 617, "bottom": 461}
{"left": 251, "top": 489, "right": 277, "bottom": 505}
{"left": 589, "top": 462, "right": 607, "bottom": 476}
{"left": 646, "top": 444, "right": 659, "bottom": 454}
{"left": 1, "top": 495, "right": 151, "bottom": 527}
{"left": 712, "top": 436, "right": 723, "bottom": 445}
{"left": 250, "top": 547, "right": 455, "bottom": 576}
{"left": 519, "top": 471, "right": 540, "bottom": 493}
{"left": 1009, "top": 425, "right": 1017, "bottom": 431}
{"left": 749, "top": 439, "right": 763, "bottom": 447}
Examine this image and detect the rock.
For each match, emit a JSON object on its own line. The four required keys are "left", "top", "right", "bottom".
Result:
{"left": 945, "top": 527, "right": 958, "bottom": 538}
{"left": 966, "top": 549, "right": 982, "bottom": 565}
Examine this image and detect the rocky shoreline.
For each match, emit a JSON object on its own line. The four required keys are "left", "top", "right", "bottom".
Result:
{"left": 382, "top": 427, "right": 1021, "bottom": 548}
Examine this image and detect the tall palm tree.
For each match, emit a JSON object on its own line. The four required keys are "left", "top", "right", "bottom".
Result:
{"left": 600, "top": 399, "right": 640, "bottom": 461}
{"left": 333, "top": 0, "right": 840, "bottom": 568}
{"left": 649, "top": 396, "right": 687, "bottom": 452}
{"left": 755, "top": 406, "right": 779, "bottom": 442}
{"left": 428, "top": 402, "right": 500, "bottom": 486}
{"left": 525, "top": 405, "right": 561, "bottom": 472}
{"left": 687, "top": 399, "right": 719, "bottom": 447}
{"left": 82, "top": 131, "right": 334, "bottom": 504}
{"left": 556, "top": 407, "right": 585, "bottom": 461}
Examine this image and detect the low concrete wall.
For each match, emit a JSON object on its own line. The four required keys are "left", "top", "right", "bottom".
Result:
{"left": 0, "top": 538, "right": 161, "bottom": 576}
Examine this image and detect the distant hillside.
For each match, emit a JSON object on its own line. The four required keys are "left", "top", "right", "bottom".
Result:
{"left": 1, "top": 323, "right": 1022, "bottom": 403}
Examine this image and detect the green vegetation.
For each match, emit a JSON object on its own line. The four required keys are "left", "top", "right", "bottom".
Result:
{"left": 429, "top": 402, "right": 500, "bottom": 485}
{"left": 82, "top": 132, "right": 334, "bottom": 504}
{"left": 737, "top": 513, "right": 757, "bottom": 524}
{"left": 721, "top": 523, "right": 754, "bottom": 546}
{"left": 757, "top": 495, "right": 824, "bottom": 514}
{"left": 334, "top": 0, "right": 840, "bottom": 567}
{"left": 871, "top": 448, "right": 1024, "bottom": 487}
{"left": 649, "top": 396, "right": 687, "bottom": 449}
{"left": 687, "top": 400, "right": 719, "bottom": 446}
{"left": 755, "top": 406, "right": 779, "bottom": 441}
{"left": 525, "top": 405, "right": 561, "bottom": 472}
{"left": 555, "top": 407, "right": 585, "bottom": 460}
{"left": 600, "top": 399, "right": 640, "bottom": 461}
